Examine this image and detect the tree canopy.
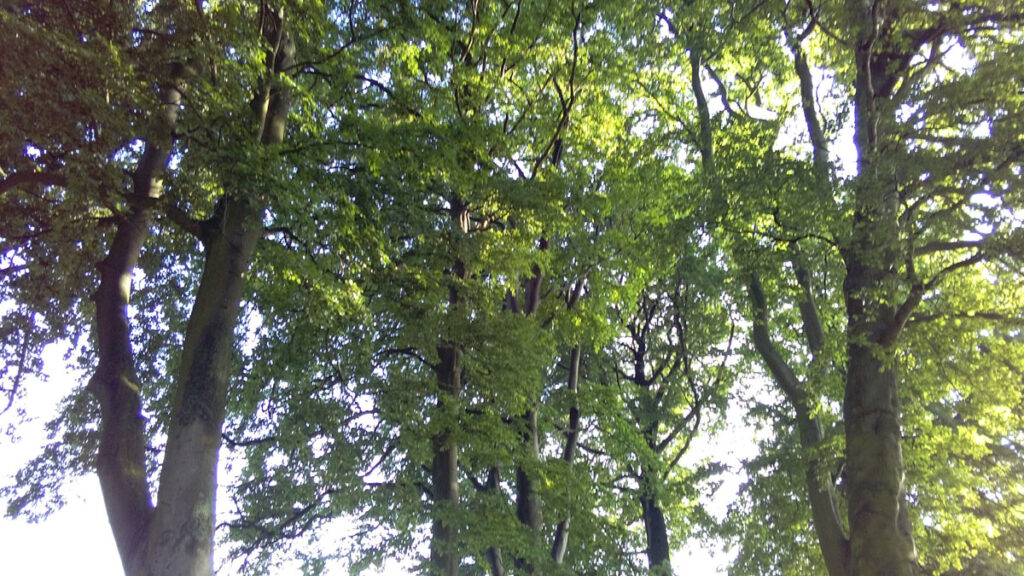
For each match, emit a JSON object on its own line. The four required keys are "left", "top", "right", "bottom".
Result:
{"left": 2, "top": 1, "right": 1022, "bottom": 575}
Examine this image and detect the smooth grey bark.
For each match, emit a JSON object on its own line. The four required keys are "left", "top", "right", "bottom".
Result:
{"left": 138, "top": 9, "right": 292, "bottom": 573}
{"left": 89, "top": 5, "right": 293, "bottom": 575}
{"left": 138, "top": 201, "right": 262, "bottom": 575}
{"left": 842, "top": 3, "right": 917, "bottom": 574}
{"left": 91, "top": 139, "right": 165, "bottom": 576}
{"left": 89, "top": 27, "right": 185, "bottom": 574}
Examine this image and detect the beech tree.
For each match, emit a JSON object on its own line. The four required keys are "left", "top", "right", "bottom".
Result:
{"left": 710, "top": 2, "right": 1024, "bottom": 575}
{"left": 2, "top": 1, "right": 1021, "bottom": 575}
{"left": 1, "top": 0, "right": 351, "bottom": 573}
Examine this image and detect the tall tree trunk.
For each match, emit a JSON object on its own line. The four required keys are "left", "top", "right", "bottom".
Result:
{"left": 509, "top": 264, "right": 544, "bottom": 572}
{"left": 639, "top": 473, "right": 671, "bottom": 574}
{"left": 550, "top": 345, "right": 581, "bottom": 565}
{"left": 791, "top": 40, "right": 851, "bottom": 574}
{"left": 843, "top": 334, "right": 915, "bottom": 576}
{"left": 91, "top": 169, "right": 160, "bottom": 575}
{"left": 742, "top": 34, "right": 853, "bottom": 576}
{"left": 89, "top": 28, "right": 184, "bottom": 574}
{"left": 431, "top": 199, "right": 469, "bottom": 576}
{"left": 514, "top": 408, "right": 542, "bottom": 573}
{"left": 91, "top": 5, "right": 293, "bottom": 574}
{"left": 485, "top": 466, "right": 506, "bottom": 576}
{"left": 431, "top": 343, "right": 462, "bottom": 576}
{"left": 842, "top": 3, "right": 917, "bottom": 574}
{"left": 137, "top": 195, "right": 264, "bottom": 575}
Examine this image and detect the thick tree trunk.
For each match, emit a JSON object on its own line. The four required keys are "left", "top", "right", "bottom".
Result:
{"left": 91, "top": 197, "right": 158, "bottom": 572}
{"left": 842, "top": 4, "right": 917, "bottom": 574}
{"left": 91, "top": 6, "right": 293, "bottom": 573}
{"left": 843, "top": 204, "right": 916, "bottom": 576}
{"left": 89, "top": 42, "right": 183, "bottom": 575}
{"left": 134, "top": 196, "right": 263, "bottom": 575}
{"left": 843, "top": 336, "right": 915, "bottom": 576}
{"left": 640, "top": 484, "right": 671, "bottom": 574}
{"left": 430, "top": 199, "right": 470, "bottom": 575}
{"left": 431, "top": 343, "right": 463, "bottom": 576}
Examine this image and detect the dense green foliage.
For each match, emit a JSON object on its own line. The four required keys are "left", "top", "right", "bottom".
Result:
{"left": 2, "top": 1, "right": 1022, "bottom": 575}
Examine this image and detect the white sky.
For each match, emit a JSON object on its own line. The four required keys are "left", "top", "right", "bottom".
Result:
{"left": 0, "top": 344, "right": 124, "bottom": 574}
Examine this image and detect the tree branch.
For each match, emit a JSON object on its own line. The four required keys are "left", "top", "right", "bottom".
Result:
{"left": 747, "top": 272, "right": 849, "bottom": 575}
{"left": 0, "top": 171, "right": 67, "bottom": 195}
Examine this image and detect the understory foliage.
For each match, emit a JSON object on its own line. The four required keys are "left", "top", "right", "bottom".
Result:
{"left": 1, "top": 1, "right": 1022, "bottom": 575}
